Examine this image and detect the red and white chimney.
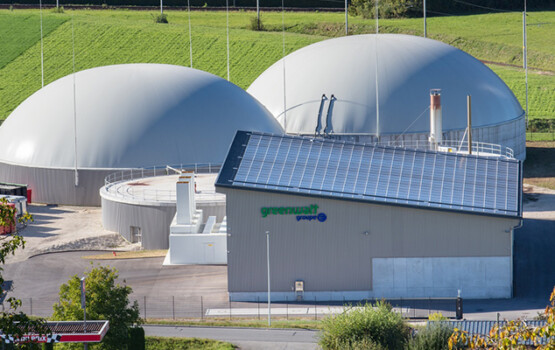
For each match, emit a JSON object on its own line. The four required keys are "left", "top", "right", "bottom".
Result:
{"left": 429, "top": 89, "right": 443, "bottom": 146}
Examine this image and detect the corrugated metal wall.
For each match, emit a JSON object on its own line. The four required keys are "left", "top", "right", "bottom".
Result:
{"left": 101, "top": 196, "right": 176, "bottom": 249}
{"left": 222, "top": 189, "right": 519, "bottom": 296}
{"left": 0, "top": 162, "right": 115, "bottom": 206}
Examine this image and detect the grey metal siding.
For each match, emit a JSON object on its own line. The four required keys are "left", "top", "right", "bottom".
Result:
{"left": 101, "top": 197, "right": 176, "bottom": 249}
{"left": 0, "top": 162, "right": 118, "bottom": 206}
{"left": 222, "top": 188, "right": 518, "bottom": 294}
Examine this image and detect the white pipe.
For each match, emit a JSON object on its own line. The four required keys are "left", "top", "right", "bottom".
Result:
{"left": 374, "top": 35, "right": 380, "bottom": 141}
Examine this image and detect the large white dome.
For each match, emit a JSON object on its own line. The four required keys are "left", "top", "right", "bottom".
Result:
{"left": 247, "top": 34, "right": 524, "bottom": 158}
{"left": 0, "top": 64, "right": 283, "bottom": 205}
{"left": 0, "top": 63, "right": 283, "bottom": 169}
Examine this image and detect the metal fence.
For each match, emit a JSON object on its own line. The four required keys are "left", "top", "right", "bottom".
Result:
{"left": 102, "top": 163, "right": 221, "bottom": 202}
{"left": 12, "top": 296, "right": 458, "bottom": 320}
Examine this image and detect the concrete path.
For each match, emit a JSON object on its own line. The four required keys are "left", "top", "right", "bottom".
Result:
{"left": 143, "top": 325, "right": 319, "bottom": 350}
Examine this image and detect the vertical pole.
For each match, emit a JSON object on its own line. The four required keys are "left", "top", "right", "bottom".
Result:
{"left": 226, "top": 0, "right": 230, "bottom": 81}
{"left": 144, "top": 296, "right": 147, "bottom": 321}
{"left": 374, "top": 35, "right": 380, "bottom": 142}
{"left": 30, "top": 298, "right": 33, "bottom": 316}
{"left": 229, "top": 300, "right": 232, "bottom": 320}
{"left": 172, "top": 296, "right": 175, "bottom": 320}
{"left": 467, "top": 95, "right": 472, "bottom": 155}
{"left": 281, "top": 0, "right": 287, "bottom": 132}
{"left": 160, "top": 0, "right": 163, "bottom": 15}
{"left": 266, "top": 231, "right": 271, "bottom": 327}
{"left": 257, "top": 296, "right": 260, "bottom": 320}
{"left": 314, "top": 297, "right": 317, "bottom": 320}
{"left": 523, "top": 9, "right": 528, "bottom": 128}
{"left": 188, "top": 0, "right": 193, "bottom": 68}
{"left": 256, "top": 0, "right": 260, "bottom": 30}
{"left": 200, "top": 296, "right": 204, "bottom": 321}
{"left": 375, "top": 0, "right": 379, "bottom": 34}
{"left": 72, "top": 13, "right": 79, "bottom": 187}
{"left": 40, "top": 0, "right": 44, "bottom": 87}
{"left": 423, "top": 0, "right": 427, "bottom": 38}
{"left": 345, "top": 0, "right": 348, "bottom": 35}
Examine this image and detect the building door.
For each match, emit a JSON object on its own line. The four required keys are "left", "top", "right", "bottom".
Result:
{"left": 203, "top": 242, "right": 215, "bottom": 263}
{"left": 130, "top": 226, "right": 142, "bottom": 244}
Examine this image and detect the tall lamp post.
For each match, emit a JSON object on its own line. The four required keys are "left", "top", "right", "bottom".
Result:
{"left": 266, "top": 231, "right": 271, "bottom": 327}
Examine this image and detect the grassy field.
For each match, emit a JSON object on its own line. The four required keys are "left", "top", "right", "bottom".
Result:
{"left": 0, "top": 9, "right": 553, "bottom": 121}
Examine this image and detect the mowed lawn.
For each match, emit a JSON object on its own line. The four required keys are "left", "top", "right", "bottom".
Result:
{"left": 0, "top": 9, "right": 553, "bottom": 120}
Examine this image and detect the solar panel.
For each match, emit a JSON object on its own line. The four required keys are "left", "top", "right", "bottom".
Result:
{"left": 217, "top": 131, "right": 522, "bottom": 218}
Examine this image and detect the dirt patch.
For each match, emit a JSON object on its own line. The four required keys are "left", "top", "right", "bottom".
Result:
{"left": 83, "top": 249, "right": 167, "bottom": 260}
{"left": 524, "top": 141, "right": 555, "bottom": 190}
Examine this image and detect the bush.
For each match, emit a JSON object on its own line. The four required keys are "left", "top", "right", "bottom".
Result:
{"left": 51, "top": 6, "right": 64, "bottom": 13}
{"left": 318, "top": 300, "right": 409, "bottom": 350}
{"left": 407, "top": 322, "right": 454, "bottom": 350}
{"left": 248, "top": 16, "right": 264, "bottom": 31}
{"left": 154, "top": 13, "right": 168, "bottom": 23}
{"left": 428, "top": 312, "right": 448, "bottom": 321}
{"left": 129, "top": 326, "right": 145, "bottom": 350}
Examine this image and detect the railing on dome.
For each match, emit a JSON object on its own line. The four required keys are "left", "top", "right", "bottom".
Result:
{"left": 375, "top": 140, "right": 515, "bottom": 159}
{"left": 103, "top": 163, "right": 221, "bottom": 202}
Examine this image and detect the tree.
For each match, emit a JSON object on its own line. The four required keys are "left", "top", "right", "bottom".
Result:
{"left": 52, "top": 265, "right": 142, "bottom": 350}
{"left": 0, "top": 198, "right": 48, "bottom": 348}
{"left": 349, "top": 0, "right": 422, "bottom": 19}
{"left": 449, "top": 286, "right": 555, "bottom": 349}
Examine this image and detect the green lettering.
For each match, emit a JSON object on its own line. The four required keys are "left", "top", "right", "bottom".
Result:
{"left": 261, "top": 207, "right": 269, "bottom": 218}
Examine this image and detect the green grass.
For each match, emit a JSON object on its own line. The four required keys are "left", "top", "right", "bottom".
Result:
{"left": 146, "top": 318, "right": 324, "bottom": 330}
{"left": 0, "top": 9, "right": 554, "bottom": 121}
{"left": 146, "top": 336, "right": 235, "bottom": 350}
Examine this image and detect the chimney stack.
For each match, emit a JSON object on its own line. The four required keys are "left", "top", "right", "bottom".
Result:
{"left": 429, "top": 89, "right": 443, "bottom": 147}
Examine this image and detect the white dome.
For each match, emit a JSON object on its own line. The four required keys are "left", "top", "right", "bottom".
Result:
{"left": 247, "top": 34, "right": 524, "bottom": 135}
{"left": 0, "top": 63, "right": 283, "bottom": 169}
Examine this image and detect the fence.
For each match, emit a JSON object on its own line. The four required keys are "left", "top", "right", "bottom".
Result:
{"left": 12, "top": 296, "right": 458, "bottom": 320}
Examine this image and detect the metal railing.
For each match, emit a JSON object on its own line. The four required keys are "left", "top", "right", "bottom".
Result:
{"left": 376, "top": 140, "right": 515, "bottom": 159}
{"left": 102, "top": 164, "right": 221, "bottom": 202}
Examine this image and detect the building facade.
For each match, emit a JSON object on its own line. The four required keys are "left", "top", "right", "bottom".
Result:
{"left": 216, "top": 131, "right": 522, "bottom": 301}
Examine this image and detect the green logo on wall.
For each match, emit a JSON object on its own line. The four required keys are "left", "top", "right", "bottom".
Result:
{"left": 260, "top": 205, "right": 327, "bottom": 222}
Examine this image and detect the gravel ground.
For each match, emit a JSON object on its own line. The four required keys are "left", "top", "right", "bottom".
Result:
{"left": 5, "top": 204, "right": 137, "bottom": 264}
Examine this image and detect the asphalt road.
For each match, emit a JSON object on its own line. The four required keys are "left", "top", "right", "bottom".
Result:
{"left": 513, "top": 218, "right": 555, "bottom": 299}
{"left": 144, "top": 325, "right": 319, "bottom": 350}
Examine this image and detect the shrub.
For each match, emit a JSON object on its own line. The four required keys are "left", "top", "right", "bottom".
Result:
{"left": 407, "top": 322, "right": 454, "bottom": 350}
{"left": 318, "top": 300, "right": 409, "bottom": 350}
{"left": 154, "top": 13, "right": 168, "bottom": 23}
{"left": 428, "top": 312, "right": 448, "bottom": 321}
{"left": 248, "top": 16, "right": 264, "bottom": 31}
{"left": 51, "top": 6, "right": 65, "bottom": 13}
{"left": 128, "top": 326, "right": 145, "bottom": 350}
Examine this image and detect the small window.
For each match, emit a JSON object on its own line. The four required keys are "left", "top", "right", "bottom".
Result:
{"left": 130, "top": 226, "right": 142, "bottom": 244}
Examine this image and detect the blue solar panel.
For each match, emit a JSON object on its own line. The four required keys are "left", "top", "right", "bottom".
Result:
{"left": 217, "top": 132, "right": 522, "bottom": 218}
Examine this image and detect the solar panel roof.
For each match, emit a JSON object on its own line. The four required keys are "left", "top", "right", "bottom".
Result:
{"left": 216, "top": 131, "right": 522, "bottom": 218}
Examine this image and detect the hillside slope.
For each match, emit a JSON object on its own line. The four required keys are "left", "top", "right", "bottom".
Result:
{"left": 0, "top": 10, "right": 553, "bottom": 121}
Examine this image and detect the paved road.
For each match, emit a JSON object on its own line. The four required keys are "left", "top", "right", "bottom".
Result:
{"left": 144, "top": 325, "right": 319, "bottom": 350}
{"left": 513, "top": 218, "right": 555, "bottom": 299}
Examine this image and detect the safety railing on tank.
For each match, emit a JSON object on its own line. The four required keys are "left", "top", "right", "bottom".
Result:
{"left": 376, "top": 140, "right": 514, "bottom": 159}
{"left": 103, "top": 163, "right": 221, "bottom": 202}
